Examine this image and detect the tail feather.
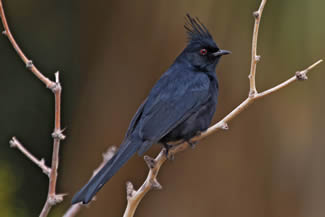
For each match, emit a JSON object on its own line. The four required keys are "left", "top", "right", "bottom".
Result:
{"left": 71, "top": 139, "right": 140, "bottom": 204}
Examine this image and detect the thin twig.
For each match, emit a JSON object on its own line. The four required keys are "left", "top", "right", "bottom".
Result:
{"left": 255, "top": 59, "right": 323, "bottom": 98}
{"left": 40, "top": 72, "right": 65, "bottom": 217}
{"left": 62, "top": 146, "right": 117, "bottom": 217}
{"left": 0, "top": 1, "right": 55, "bottom": 88}
{"left": 0, "top": 1, "right": 65, "bottom": 217}
{"left": 122, "top": 0, "right": 322, "bottom": 216}
{"left": 9, "top": 137, "right": 51, "bottom": 176}
{"left": 248, "top": 0, "right": 267, "bottom": 96}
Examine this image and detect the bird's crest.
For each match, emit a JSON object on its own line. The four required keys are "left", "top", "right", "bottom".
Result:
{"left": 184, "top": 14, "right": 213, "bottom": 43}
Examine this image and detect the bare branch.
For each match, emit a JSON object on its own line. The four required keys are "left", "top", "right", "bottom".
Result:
{"left": 249, "top": 0, "right": 267, "bottom": 96}
{"left": 256, "top": 60, "right": 323, "bottom": 99}
{"left": 62, "top": 146, "right": 117, "bottom": 217}
{"left": 0, "top": 1, "right": 55, "bottom": 89}
{"left": 38, "top": 71, "right": 64, "bottom": 217}
{"left": 123, "top": 151, "right": 166, "bottom": 217}
{"left": 0, "top": 1, "right": 65, "bottom": 216}
{"left": 121, "top": 1, "right": 323, "bottom": 216}
{"left": 9, "top": 137, "right": 51, "bottom": 176}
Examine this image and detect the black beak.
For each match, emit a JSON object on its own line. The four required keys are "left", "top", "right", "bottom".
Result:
{"left": 213, "top": 49, "right": 231, "bottom": 57}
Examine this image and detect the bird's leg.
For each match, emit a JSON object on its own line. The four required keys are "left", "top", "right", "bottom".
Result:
{"left": 163, "top": 143, "right": 175, "bottom": 160}
{"left": 186, "top": 131, "right": 202, "bottom": 149}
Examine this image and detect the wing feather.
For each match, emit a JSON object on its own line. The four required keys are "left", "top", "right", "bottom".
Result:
{"left": 137, "top": 73, "right": 211, "bottom": 154}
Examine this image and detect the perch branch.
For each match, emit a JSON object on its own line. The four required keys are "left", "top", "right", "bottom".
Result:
{"left": 62, "top": 146, "right": 117, "bottom": 217}
{"left": 122, "top": 0, "right": 322, "bottom": 217}
{"left": 0, "top": 1, "right": 65, "bottom": 217}
{"left": 123, "top": 152, "right": 165, "bottom": 217}
{"left": 9, "top": 137, "right": 51, "bottom": 176}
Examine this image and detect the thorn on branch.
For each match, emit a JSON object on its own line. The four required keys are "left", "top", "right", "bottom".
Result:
{"left": 26, "top": 60, "right": 33, "bottom": 69}
{"left": 144, "top": 155, "right": 156, "bottom": 169}
{"left": 296, "top": 71, "right": 308, "bottom": 81}
{"left": 255, "top": 55, "right": 261, "bottom": 62}
{"left": 47, "top": 71, "right": 62, "bottom": 93}
{"left": 55, "top": 71, "right": 60, "bottom": 83}
{"left": 151, "top": 179, "right": 162, "bottom": 190}
{"left": 253, "top": 11, "right": 260, "bottom": 18}
{"left": 52, "top": 129, "right": 65, "bottom": 140}
{"left": 126, "top": 181, "right": 136, "bottom": 200}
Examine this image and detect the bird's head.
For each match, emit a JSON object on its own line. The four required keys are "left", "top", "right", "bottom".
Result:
{"left": 181, "top": 14, "right": 230, "bottom": 72}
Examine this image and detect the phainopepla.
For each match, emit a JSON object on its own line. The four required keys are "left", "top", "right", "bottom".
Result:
{"left": 72, "top": 14, "right": 230, "bottom": 204}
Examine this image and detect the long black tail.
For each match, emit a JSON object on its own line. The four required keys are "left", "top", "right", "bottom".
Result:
{"left": 71, "top": 139, "right": 141, "bottom": 204}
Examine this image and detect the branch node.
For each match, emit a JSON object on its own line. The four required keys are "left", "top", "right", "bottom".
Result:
{"left": 249, "top": 89, "right": 257, "bottom": 97}
{"left": 255, "top": 55, "right": 261, "bottom": 62}
{"left": 9, "top": 137, "right": 18, "bottom": 148}
{"left": 253, "top": 11, "right": 260, "bottom": 18}
{"left": 126, "top": 181, "right": 136, "bottom": 200}
{"left": 295, "top": 70, "right": 308, "bottom": 81}
{"left": 220, "top": 122, "right": 229, "bottom": 130}
{"left": 26, "top": 60, "right": 33, "bottom": 69}
{"left": 45, "top": 81, "right": 55, "bottom": 90}
{"left": 40, "top": 158, "right": 51, "bottom": 176}
{"left": 144, "top": 155, "right": 156, "bottom": 169}
{"left": 50, "top": 82, "right": 62, "bottom": 93}
{"left": 151, "top": 179, "right": 162, "bottom": 190}
{"left": 52, "top": 129, "right": 65, "bottom": 140}
{"left": 48, "top": 194, "right": 65, "bottom": 206}
{"left": 47, "top": 71, "right": 62, "bottom": 93}
{"left": 2, "top": 30, "right": 6, "bottom": 35}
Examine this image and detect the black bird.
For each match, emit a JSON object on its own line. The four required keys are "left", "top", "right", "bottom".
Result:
{"left": 72, "top": 14, "right": 230, "bottom": 204}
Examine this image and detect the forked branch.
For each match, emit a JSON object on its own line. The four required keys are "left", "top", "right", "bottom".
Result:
{"left": 1, "top": 0, "right": 322, "bottom": 217}
{"left": 9, "top": 137, "right": 51, "bottom": 176}
{"left": 0, "top": 1, "right": 65, "bottom": 217}
{"left": 122, "top": 0, "right": 322, "bottom": 217}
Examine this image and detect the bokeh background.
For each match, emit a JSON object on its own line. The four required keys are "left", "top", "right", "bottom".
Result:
{"left": 0, "top": 0, "right": 324, "bottom": 217}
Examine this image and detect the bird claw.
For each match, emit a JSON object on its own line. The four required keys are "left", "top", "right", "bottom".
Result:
{"left": 167, "top": 153, "right": 175, "bottom": 160}
{"left": 163, "top": 143, "right": 175, "bottom": 160}
{"left": 187, "top": 141, "right": 197, "bottom": 149}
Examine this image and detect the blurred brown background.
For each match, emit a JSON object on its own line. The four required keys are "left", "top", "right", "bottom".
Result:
{"left": 0, "top": 0, "right": 324, "bottom": 217}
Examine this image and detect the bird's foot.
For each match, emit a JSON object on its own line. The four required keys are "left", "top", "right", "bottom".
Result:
{"left": 187, "top": 141, "right": 197, "bottom": 149}
{"left": 163, "top": 143, "right": 175, "bottom": 160}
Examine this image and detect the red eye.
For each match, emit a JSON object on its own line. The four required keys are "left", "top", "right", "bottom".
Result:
{"left": 200, "top": 48, "right": 207, "bottom": 55}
